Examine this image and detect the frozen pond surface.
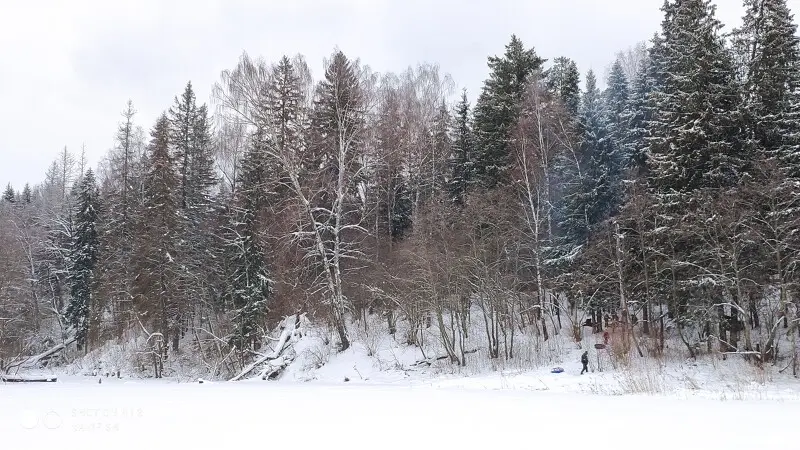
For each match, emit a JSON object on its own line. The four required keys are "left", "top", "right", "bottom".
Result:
{"left": 1, "top": 376, "right": 797, "bottom": 450}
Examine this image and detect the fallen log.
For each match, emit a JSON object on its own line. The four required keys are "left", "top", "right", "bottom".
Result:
{"left": 5, "top": 337, "right": 76, "bottom": 372}
{"left": 229, "top": 314, "right": 301, "bottom": 382}
{"left": 411, "top": 349, "right": 478, "bottom": 367}
{"left": 259, "top": 353, "right": 295, "bottom": 380}
{"left": 1, "top": 375, "right": 57, "bottom": 383}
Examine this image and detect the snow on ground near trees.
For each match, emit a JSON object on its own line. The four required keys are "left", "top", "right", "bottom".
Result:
{"left": 4, "top": 327, "right": 800, "bottom": 450}
{"left": 1, "top": 376, "right": 798, "bottom": 450}
{"left": 15, "top": 310, "right": 800, "bottom": 402}
{"left": 5, "top": 313, "right": 800, "bottom": 449}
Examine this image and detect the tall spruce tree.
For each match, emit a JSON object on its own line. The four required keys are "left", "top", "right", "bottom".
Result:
{"left": 473, "top": 35, "right": 545, "bottom": 189}
{"left": 97, "top": 100, "right": 146, "bottom": 339}
{"left": 605, "top": 60, "right": 630, "bottom": 152}
{"left": 554, "top": 70, "right": 622, "bottom": 258}
{"left": 448, "top": 89, "right": 474, "bottom": 206}
{"left": 428, "top": 99, "right": 452, "bottom": 203}
{"left": 621, "top": 58, "right": 652, "bottom": 173}
{"left": 21, "top": 183, "right": 32, "bottom": 204}
{"left": 169, "top": 82, "right": 197, "bottom": 210}
{"left": 732, "top": 0, "right": 800, "bottom": 176}
{"left": 546, "top": 56, "right": 581, "bottom": 118}
{"left": 645, "top": 0, "right": 747, "bottom": 340}
{"left": 66, "top": 169, "right": 99, "bottom": 350}
{"left": 648, "top": 0, "right": 745, "bottom": 194}
{"left": 267, "top": 55, "right": 307, "bottom": 201}
{"left": 133, "top": 114, "right": 182, "bottom": 357}
{"left": 3, "top": 183, "right": 15, "bottom": 203}
{"left": 228, "top": 131, "right": 272, "bottom": 353}
{"left": 169, "top": 83, "right": 217, "bottom": 350}
{"left": 188, "top": 104, "right": 217, "bottom": 214}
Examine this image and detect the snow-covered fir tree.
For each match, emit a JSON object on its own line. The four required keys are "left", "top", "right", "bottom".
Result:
{"left": 3, "top": 183, "right": 15, "bottom": 203}
{"left": 21, "top": 183, "right": 32, "bottom": 204}
{"left": 553, "top": 70, "right": 622, "bottom": 259}
{"left": 620, "top": 57, "right": 652, "bottom": 174}
{"left": 428, "top": 99, "right": 452, "bottom": 204}
{"left": 133, "top": 113, "right": 182, "bottom": 357}
{"left": 648, "top": 0, "right": 745, "bottom": 194}
{"left": 545, "top": 56, "right": 581, "bottom": 119}
{"left": 473, "top": 35, "right": 545, "bottom": 189}
{"left": 604, "top": 60, "right": 629, "bottom": 156}
{"left": 65, "top": 169, "right": 100, "bottom": 351}
{"left": 448, "top": 89, "right": 474, "bottom": 206}
{"left": 169, "top": 81, "right": 197, "bottom": 211}
{"left": 732, "top": 0, "right": 800, "bottom": 176}
{"left": 227, "top": 130, "right": 272, "bottom": 354}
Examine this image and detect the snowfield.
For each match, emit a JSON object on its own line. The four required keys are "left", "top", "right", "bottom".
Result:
{"left": 4, "top": 315, "right": 800, "bottom": 449}
{"left": 1, "top": 376, "right": 798, "bottom": 450}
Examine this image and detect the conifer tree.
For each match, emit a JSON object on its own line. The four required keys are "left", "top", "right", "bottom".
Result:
{"left": 133, "top": 114, "right": 181, "bottom": 355}
{"left": 621, "top": 59, "right": 652, "bottom": 173}
{"left": 169, "top": 82, "right": 197, "bottom": 210}
{"left": 168, "top": 83, "right": 217, "bottom": 349}
{"left": 267, "top": 55, "right": 307, "bottom": 201}
{"left": 21, "top": 183, "right": 32, "bottom": 204}
{"left": 3, "top": 183, "right": 15, "bottom": 203}
{"left": 473, "top": 35, "right": 545, "bottom": 189}
{"left": 648, "top": 0, "right": 744, "bottom": 194}
{"left": 427, "top": 99, "right": 452, "bottom": 204}
{"left": 645, "top": 0, "right": 746, "bottom": 339}
{"left": 96, "top": 100, "right": 146, "bottom": 338}
{"left": 448, "top": 89, "right": 474, "bottom": 206}
{"left": 604, "top": 60, "right": 629, "bottom": 152}
{"left": 228, "top": 131, "right": 272, "bottom": 353}
{"left": 66, "top": 169, "right": 99, "bottom": 351}
{"left": 732, "top": 0, "right": 800, "bottom": 175}
{"left": 188, "top": 104, "right": 217, "bottom": 214}
{"left": 554, "top": 70, "right": 622, "bottom": 258}
{"left": 546, "top": 56, "right": 581, "bottom": 118}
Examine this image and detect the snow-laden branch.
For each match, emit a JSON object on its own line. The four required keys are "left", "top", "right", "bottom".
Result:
{"left": 229, "top": 315, "right": 300, "bottom": 382}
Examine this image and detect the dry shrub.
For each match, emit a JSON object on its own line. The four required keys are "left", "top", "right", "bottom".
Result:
{"left": 606, "top": 325, "right": 633, "bottom": 369}
{"left": 643, "top": 332, "right": 664, "bottom": 357}
{"left": 615, "top": 367, "right": 669, "bottom": 395}
{"left": 301, "top": 338, "right": 332, "bottom": 371}
{"left": 571, "top": 325, "right": 582, "bottom": 343}
{"left": 352, "top": 319, "right": 384, "bottom": 357}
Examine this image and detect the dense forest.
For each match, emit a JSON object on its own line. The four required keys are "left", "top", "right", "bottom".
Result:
{"left": 2, "top": 0, "right": 800, "bottom": 377}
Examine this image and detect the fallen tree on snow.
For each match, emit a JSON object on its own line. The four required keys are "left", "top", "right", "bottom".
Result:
{"left": 229, "top": 314, "right": 304, "bottom": 382}
{"left": 1, "top": 374, "right": 58, "bottom": 382}
{"left": 411, "top": 348, "right": 478, "bottom": 367}
{"left": 3, "top": 336, "right": 76, "bottom": 373}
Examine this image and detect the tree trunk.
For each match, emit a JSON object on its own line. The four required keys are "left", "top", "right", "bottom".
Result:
{"left": 678, "top": 324, "right": 696, "bottom": 359}
{"left": 749, "top": 291, "right": 760, "bottom": 329}
{"left": 792, "top": 309, "right": 798, "bottom": 377}
{"left": 386, "top": 309, "right": 396, "bottom": 335}
{"left": 717, "top": 304, "right": 727, "bottom": 352}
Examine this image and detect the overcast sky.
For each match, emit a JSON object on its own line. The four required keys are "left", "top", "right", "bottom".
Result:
{"left": 2, "top": 0, "right": 798, "bottom": 190}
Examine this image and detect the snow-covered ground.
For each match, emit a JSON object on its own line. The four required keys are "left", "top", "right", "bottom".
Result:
{"left": 1, "top": 375, "right": 798, "bottom": 450}
{"left": 4, "top": 313, "right": 799, "bottom": 449}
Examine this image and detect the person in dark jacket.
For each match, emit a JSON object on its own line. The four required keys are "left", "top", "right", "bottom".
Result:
{"left": 580, "top": 351, "right": 589, "bottom": 374}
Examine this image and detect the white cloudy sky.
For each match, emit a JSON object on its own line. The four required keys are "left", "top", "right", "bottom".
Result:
{"left": 1, "top": 0, "right": 797, "bottom": 189}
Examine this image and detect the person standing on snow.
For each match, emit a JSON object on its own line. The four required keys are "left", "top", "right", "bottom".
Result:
{"left": 580, "top": 351, "right": 589, "bottom": 375}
